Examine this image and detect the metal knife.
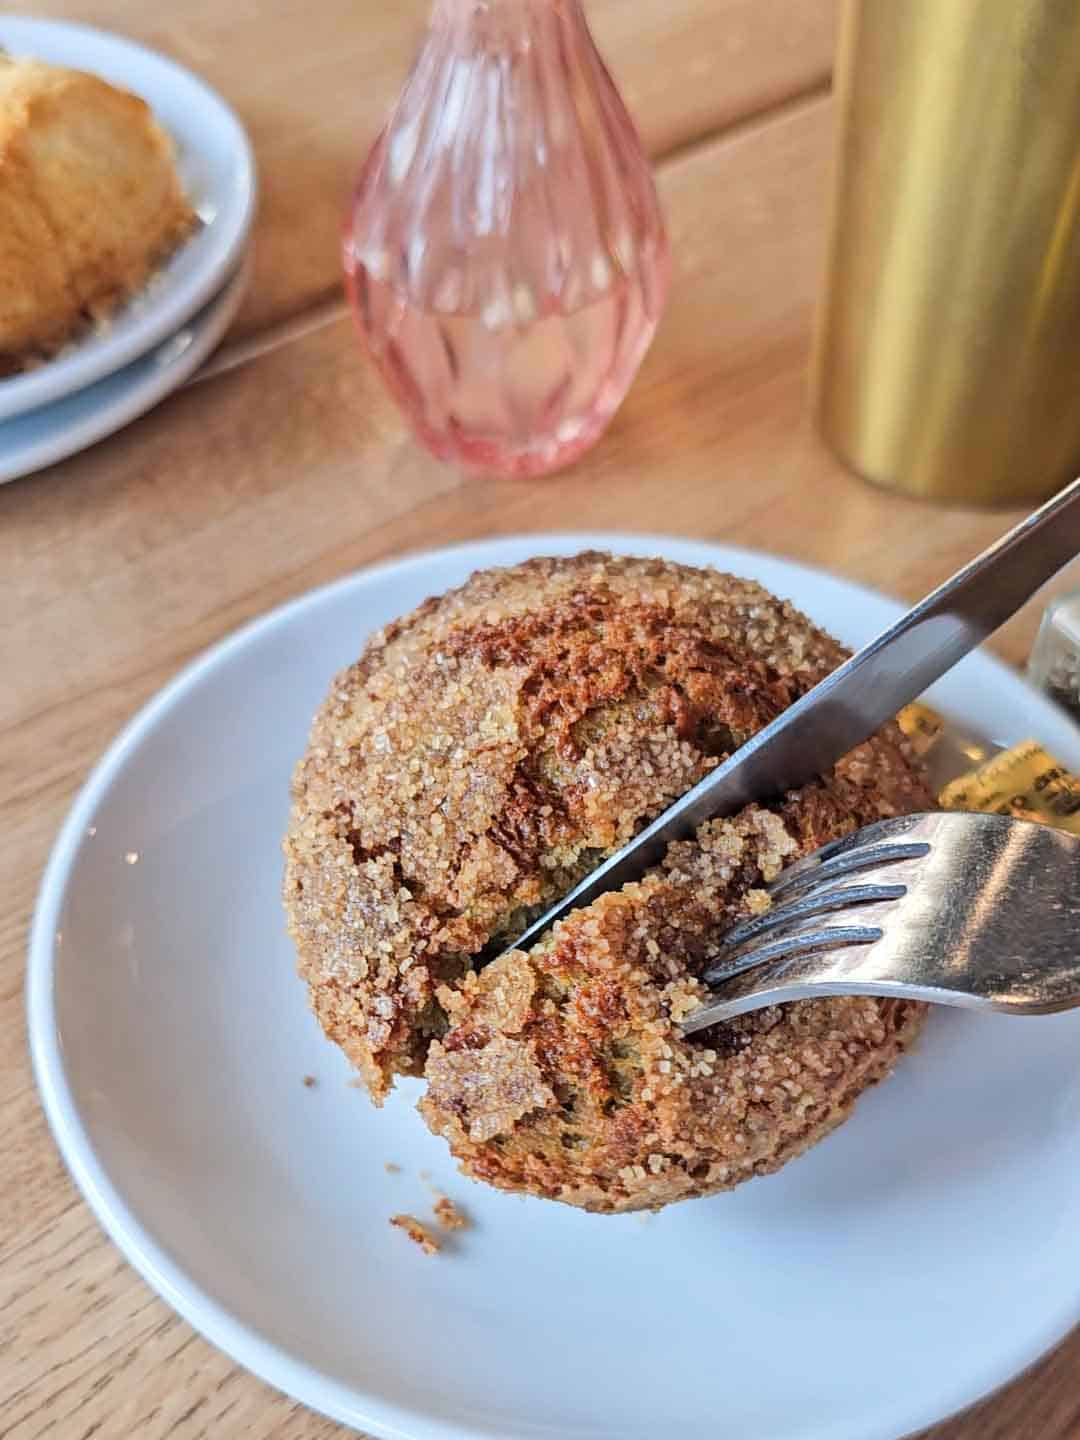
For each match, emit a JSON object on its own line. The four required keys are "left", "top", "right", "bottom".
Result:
{"left": 506, "top": 475, "right": 1080, "bottom": 955}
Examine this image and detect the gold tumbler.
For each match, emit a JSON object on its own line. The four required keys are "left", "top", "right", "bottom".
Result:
{"left": 813, "top": 0, "right": 1080, "bottom": 506}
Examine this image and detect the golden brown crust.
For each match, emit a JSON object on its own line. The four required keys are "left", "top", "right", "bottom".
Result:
{"left": 283, "top": 553, "right": 934, "bottom": 1210}
{"left": 0, "top": 56, "right": 195, "bottom": 372}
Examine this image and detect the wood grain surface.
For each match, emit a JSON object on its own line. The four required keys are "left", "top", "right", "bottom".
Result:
{"left": 1, "top": 4, "right": 1078, "bottom": 1439}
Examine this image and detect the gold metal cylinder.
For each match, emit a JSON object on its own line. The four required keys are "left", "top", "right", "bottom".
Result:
{"left": 813, "top": 0, "right": 1080, "bottom": 506}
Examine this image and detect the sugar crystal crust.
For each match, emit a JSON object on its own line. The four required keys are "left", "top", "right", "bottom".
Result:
{"left": 284, "top": 553, "right": 932, "bottom": 1211}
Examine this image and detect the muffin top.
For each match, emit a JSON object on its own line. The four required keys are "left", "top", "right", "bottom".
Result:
{"left": 283, "top": 552, "right": 932, "bottom": 1108}
{"left": 0, "top": 56, "right": 195, "bottom": 371}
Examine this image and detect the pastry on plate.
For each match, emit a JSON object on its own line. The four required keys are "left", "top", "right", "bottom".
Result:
{"left": 0, "top": 54, "right": 196, "bottom": 374}
{"left": 283, "top": 553, "right": 934, "bottom": 1212}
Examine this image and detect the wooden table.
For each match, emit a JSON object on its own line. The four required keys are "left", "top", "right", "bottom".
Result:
{"left": 2, "top": 4, "right": 1078, "bottom": 1437}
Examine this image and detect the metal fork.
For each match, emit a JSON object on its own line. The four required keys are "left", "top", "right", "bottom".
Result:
{"left": 680, "top": 812, "right": 1080, "bottom": 1035}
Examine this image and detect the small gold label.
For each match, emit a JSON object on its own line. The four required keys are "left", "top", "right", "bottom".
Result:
{"left": 938, "top": 739, "right": 1080, "bottom": 836}
{"left": 897, "top": 702, "right": 945, "bottom": 757}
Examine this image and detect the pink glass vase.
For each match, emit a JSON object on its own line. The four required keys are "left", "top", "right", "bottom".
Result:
{"left": 343, "top": 0, "right": 670, "bottom": 479}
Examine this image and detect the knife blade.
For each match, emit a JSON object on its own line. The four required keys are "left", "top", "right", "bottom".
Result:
{"left": 505, "top": 475, "right": 1080, "bottom": 956}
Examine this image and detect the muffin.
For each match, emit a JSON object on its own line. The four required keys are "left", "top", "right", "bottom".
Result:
{"left": 283, "top": 553, "right": 934, "bottom": 1211}
{"left": 0, "top": 55, "right": 195, "bottom": 374}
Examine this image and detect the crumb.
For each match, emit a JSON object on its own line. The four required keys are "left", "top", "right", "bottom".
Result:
{"left": 433, "top": 1195, "right": 470, "bottom": 1231}
{"left": 390, "top": 1213, "right": 440, "bottom": 1255}
{"left": 418, "top": 1169, "right": 432, "bottom": 1181}
{"left": 348, "top": 1078, "right": 366, "bottom": 1088}
{"left": 384, "top": 1161, "right": 401, "bottom": 1174}
{"left": 745, "top": 887, "right": 771, "bottom": 916}
{"left": 302, "top": 1074, "right": 317, "bottom": 1088}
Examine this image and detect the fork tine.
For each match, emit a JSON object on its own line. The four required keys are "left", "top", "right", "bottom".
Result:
{"left": 702, "top": 913, "right": 889, "bottom": 987}
{"left": 687, "top": 924, "right": 884, "bottom": 1032}
{"left": 766, "top": 839, "right": 930, "bottom": 905}
{"left": 764, "top": 812, "right": 932, "bottom": 883}
{"left": 715, "top": 881, "right": 907, "bottom": 959}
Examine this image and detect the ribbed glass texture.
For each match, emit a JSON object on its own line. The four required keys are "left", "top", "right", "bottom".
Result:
{"left": 344, "top": 0, "right": 670, "bottom": 477}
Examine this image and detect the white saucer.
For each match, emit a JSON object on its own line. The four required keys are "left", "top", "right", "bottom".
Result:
{"left": 28, "top": 536, "right": 1080, "bottom": 1440}
{"left": 0, "top": 17, "right": 256, "bottom": 422}
{"left": 0, "top": 256, "right": 249, "bottom": 484}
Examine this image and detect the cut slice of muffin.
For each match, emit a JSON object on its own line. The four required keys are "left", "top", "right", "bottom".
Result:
{"left": 0, "top": 55, "right": 196, "bottom": 372}
{"left": 419, "top": 804, "right": 925, "bottom": 1212}
{"left": 283, "top": 553, "right": 935, "bottom": 1211}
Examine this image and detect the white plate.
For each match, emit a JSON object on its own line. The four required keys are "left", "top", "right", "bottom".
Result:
{"left": 0, "top": 17, "right": 256, "bottom": 421}
{"left": 0, "top": 255, "right": 249, "bottom": 484}
{"left": 29, "top": 536, "right": 1080, "bottom": 1440}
